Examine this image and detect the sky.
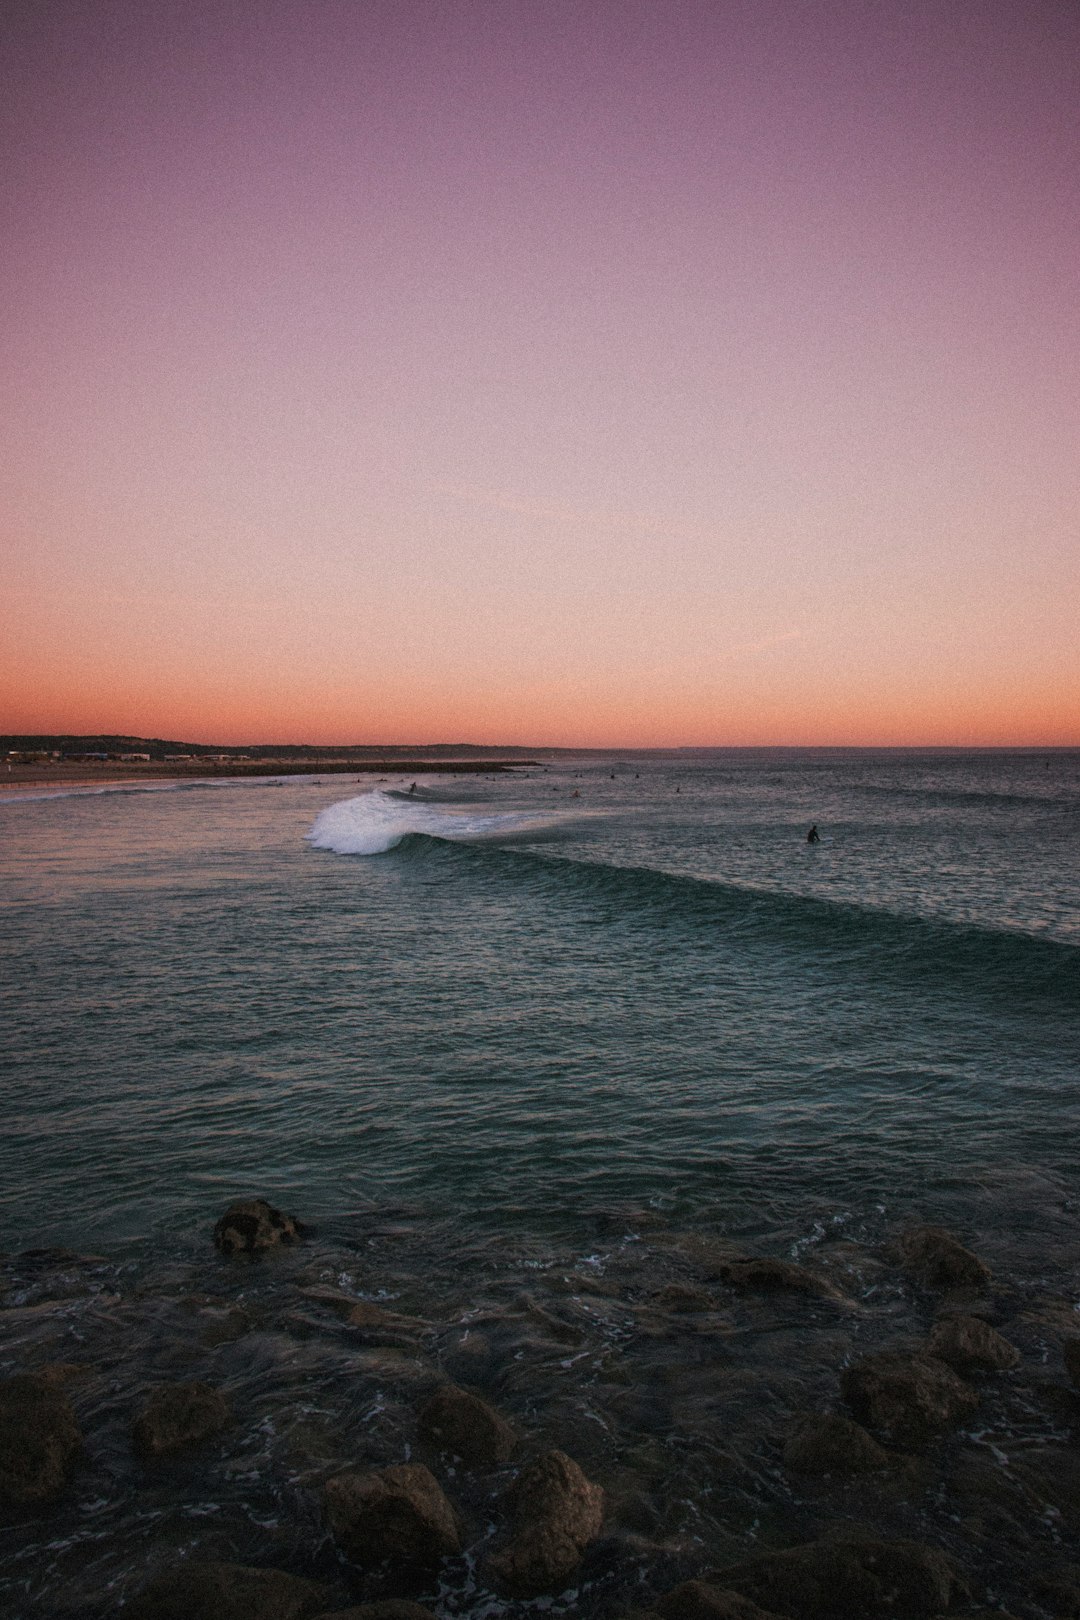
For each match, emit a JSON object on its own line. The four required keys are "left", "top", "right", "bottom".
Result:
{"left": 2, "top": 0, "right": 1078, "bottom": 747}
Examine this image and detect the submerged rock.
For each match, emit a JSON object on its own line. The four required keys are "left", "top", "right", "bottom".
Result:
{"left": 894, "top": 1225, "right": 991, "bottom": 1290}
{"left": 714, "top": 1535, "right": 964, "bottom": 1620}
{"left": 213, "top": 1198, "right": 302, "bottom": 1255}
{"left": 841, "top": 1350, "right": 979, "bottom": 1444}
{"left": 0, "top": 1372, "right": 82, "bottom": 1509}
{"left": 782, "top": 1412, "right": 894, "bottom": 1476}
{"left": 124, "top": 1560, "right": 336, "bottom": 1620}
{"left": 325, "top": 1462, "right": 461, "bottom": 1566}
{"left": 657, "top": 1579, "right": 785, "bottom": 1618}
{"left": 486, "top": 1448, "right": 605, "bottom": 1595}
{"left": 133, "top": 1381, "right": 232, "bottom": 1458}
{"left": 926, "top": 1314, "right": 1020, "bottom": 1373}
{"left": 713, "top": 1258, "right": 840, "bottom": 1299}
{"left": 1063, "top": 1337, "right": 1080, "bottom": 1391}
{"left": 417, "top": 1383, "right": 516, "bottom": 1466}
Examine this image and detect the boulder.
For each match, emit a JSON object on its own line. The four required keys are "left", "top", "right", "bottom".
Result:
{"left": 0, "top": 1372, "right": 82, "bottom": 1509}
{"left": 841, "top": 1351, "right": 978, "bottom": 1444}
{"left": 714, "top": 1535, "right": 964, "bottom": 1620}
{"left": 925, "top": 1314, "right": 1020, "bottom": 1374}
{"left": 894, "top": 1226, "right": 990, "bottom": 1290}
{"left": 124, "top": 1560, "right": 335, "bottom": 1620}
{"left": 311, "top": 1608, "right": 436, "bottom": 1620}
{"left": 325, "top": 1463, "right": 461, "bottom": 1567}
{"left": 133, "top": 1381, "right": 231, "bottom": 1458}
{"left": 1063, "top": 1337, "right": 1080, "bottom": 1391}
{"left": 417, "top": 1384, "right": 516, "bottom": 1466}
{"left": 713, "top": 1259, "right": 838, "bottom": 1299}
{"left": 657, "top": 1580, "right": 785, "bottom": 1618}
{"left": 486, "top": 1448, "right": 605, "bottom": 1595}
{"left": 782, "top": 1413, "right": 894, "bottom": 1476}
{"left": 213, "top": 1198, "right": 301, "bottom": 1255}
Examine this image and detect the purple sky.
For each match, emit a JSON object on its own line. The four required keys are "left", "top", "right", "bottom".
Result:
{"left": 3, "top": 0, "right": 1078, "bottom": 743}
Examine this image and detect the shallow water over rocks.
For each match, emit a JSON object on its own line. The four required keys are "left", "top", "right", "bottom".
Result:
{"left": 2, "top": 1204, "right": 1080, "bottom": 1619}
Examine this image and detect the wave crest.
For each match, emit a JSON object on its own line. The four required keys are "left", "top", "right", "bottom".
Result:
{"left": 307, "top": 789, "right": 574, "bottom": 856}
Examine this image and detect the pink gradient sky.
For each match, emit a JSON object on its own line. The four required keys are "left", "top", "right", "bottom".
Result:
{"left": 2, "top": 0, "right": 1077, "bottom": 746}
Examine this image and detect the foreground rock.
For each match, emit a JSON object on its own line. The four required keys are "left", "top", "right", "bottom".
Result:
{"left": 133, "top": 1381, "right": 231, "bottom": 1458}
{"left": 895, "top": 1225, "right": 990, "bottom": 1290}
{"left": 125, "top": 1560, "right": 336, "bottom": 1620}
{"left": 486, "top": 1448, "right": 605, "bottom": 1595}
{"left": 712, "top": 1258, "right": 840, "bottom": 1299}
{"left": 213, "top": 1198, "right": 302, "bottom": 1255}
{"left": 417, "top": 1384, "right": 516, "bottom": 1466}
{"left": 1063, "top": 1337, "right": 1080, "bottom": 1391}
{"left": 841, "top": 1351, "right": 979, "bottom": 1444}
{"left": 714, "top": 1535, "right": 963, "bottom": 1620}
{"left": 926, "top": 1314, "right": 1020, "bottom": 1373}
{"left": 782, "top": 1413, "right": 894, "bottom": 1476}
{"left": 311, "top": 1607, "right": 436, "bottom": 1620}
{"left": 657, "top": 1580, "right": 785, "bottom": 1618}
{"left": 325, "top": 1462, "right": 461, "bottom": 1566}
{"left": 0, "top": 1373, "right": 82, "bottom": 1509}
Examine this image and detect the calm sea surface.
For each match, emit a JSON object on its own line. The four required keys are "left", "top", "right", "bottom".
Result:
{"left": 1, "top": 749, "right": 1078, "bottom": 1257}
{"left": 2, "top": 749, "right": 1080, "bottom": 1617}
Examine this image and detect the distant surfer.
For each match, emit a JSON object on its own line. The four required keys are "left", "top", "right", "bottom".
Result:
{"left": 807, "top": 825, "right": 820, "bottom": 844}
{"left": 408, "top": 782, "right": 417, "bottom": 794}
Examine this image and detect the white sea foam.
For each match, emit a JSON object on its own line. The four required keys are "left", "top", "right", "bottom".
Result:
{"left": 307, "top": 788, "right": 574, "bottom": 856}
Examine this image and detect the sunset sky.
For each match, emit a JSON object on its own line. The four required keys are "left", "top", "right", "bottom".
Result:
{"left": 3, "top": 0, "right": 1078, "bottom": 746}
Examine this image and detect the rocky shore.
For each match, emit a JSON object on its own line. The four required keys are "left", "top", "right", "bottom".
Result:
{"left": 3, "top": 1200, "right": 1080, "bottom": 1619}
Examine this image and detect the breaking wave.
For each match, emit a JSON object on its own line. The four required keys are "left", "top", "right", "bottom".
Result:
{"left": 307, "top": 788, "right": 579, "bottom": 855}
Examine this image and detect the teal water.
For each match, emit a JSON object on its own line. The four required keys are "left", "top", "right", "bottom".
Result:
{"left": 1, "top": 748, "right": 1077, "bottom": 1258}
{"left": 2, "top": 749, "right": 1080, "bottom": 1618}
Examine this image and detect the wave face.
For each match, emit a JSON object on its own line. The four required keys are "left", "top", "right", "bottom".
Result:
{"left": 307, "top": 787, "right": 578, "bottom": 854}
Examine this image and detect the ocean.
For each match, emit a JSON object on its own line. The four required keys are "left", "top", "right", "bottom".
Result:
{"left": 1, "top": 748, "right": 1079, "bottom": 1617}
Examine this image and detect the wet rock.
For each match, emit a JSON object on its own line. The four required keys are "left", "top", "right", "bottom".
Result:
{"left": 0, "top": 1372, "right": 82, "bottom": 1509}
{"left": 124, "top": 1560, "right": 336, "bottom": 1620}
{"left": 325, "top": 1462, "right": 461, "bottom": 1566}
{"left": 133, "top": 1381, "right": 232, "bottom": 1458}
{"left": 714, "top": 1535, "right": 964, "bottom": 1620}
{"left": 1063, "top": 1336, "right": 1080, "bottom": 1391}
{"left": 311, "top": 1607, "right": 437, "bottom": 1620}
{"left": 894, "top": 1226, "right": 990, "bottom": 1290}
{"left": 657, "top": 1580, "right": 785, "bottom": 1618}
{"left": 782, "top": 1413, "right": 894, "bottom": 1476}
{"left": 713, "top": 1258, "right": 842, "bottom": 1300}
{"left": 486, "top": 1448, "right": 605, "bottom": 1595}
{"left": 655, "top": 1285, "right": 716, "bottom": 1313}
{"left": 926, "top": 1314, "right": 1020, "bottom": 1374}
{"left": 213, "top": 1198, "right": 301, "bottom": 1255}
{"left": 417, "top": 1383, "right": 516, "bottom": 1465}
{"left": 841, "top": 1350, "right": 978, "bottom": 1444}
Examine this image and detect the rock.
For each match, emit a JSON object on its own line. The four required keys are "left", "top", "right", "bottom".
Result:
{"left": 213, "top": 1198, "right": 301, "bottom": 1255}
{"left": 133, "top": 1381, "right": 232, "bottom": 1458}
{"left": 841, "top": 1351, "right": 978, "bottom": 1444}
{"left": 124, "top": 1560, "right": 336, "bottom": 1620}
{"left": 325, "top": 1462, "right": 461, "bottom": 1566}
{"left": 0, "top": 1373, "right": 82, "bottom": 1509}
{"left": 713, "top": 1258, "right": 838, "bottom": 1298}
{"left": 417, "top": 1384, "right": 516, "bottom": 1466}
{"left": 1063, "top": 1337, "right": 1080, "bottom": 1391}
{"left": 925, "top": 1314, "right": 1020, "bottom": 1373}
{"left": 782, "top": 1413, "right": 894, "bottom": 1476}
{"left": 657, "top": 1580, "right": 785, "bottom": 1618}
{"left": 895, "top": 1226, "right": 990, "bottom": 1290}
{"left": 311, "top": 1608, "right": 437, "bottom": 1620}
{"left": 1034, "top": 1563, "right": 1080, "bottom": 1616}
{"left": 714, "top": 1535, "right": 964, "bottom": 1620}
{"left": 486, "top": 1448, "right": 605, "bottom": 1595}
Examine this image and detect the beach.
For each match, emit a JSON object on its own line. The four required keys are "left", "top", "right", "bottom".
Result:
{"left": 1, "top": 749, "right": 1078, "bottom": 1617}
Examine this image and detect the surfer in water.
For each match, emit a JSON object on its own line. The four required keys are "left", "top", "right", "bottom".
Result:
{"left": 807, "top": 825, "right": 820, "bottom": 843}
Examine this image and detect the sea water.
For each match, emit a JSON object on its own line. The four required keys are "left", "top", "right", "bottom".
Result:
{"left": 1, "top": 750, "right": 1079, "bottom": 1615}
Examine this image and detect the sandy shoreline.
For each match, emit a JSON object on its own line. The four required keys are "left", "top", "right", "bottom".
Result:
{"left": 0, "top": 759, "right": 534, "bottom": 793}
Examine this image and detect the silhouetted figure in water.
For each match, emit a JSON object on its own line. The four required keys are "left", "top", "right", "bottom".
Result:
{"left": 807, "top": 825, "right": 820, "bottom": 843}
{"left": 408, "top": 782, "right": 417, "bottom": 794}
